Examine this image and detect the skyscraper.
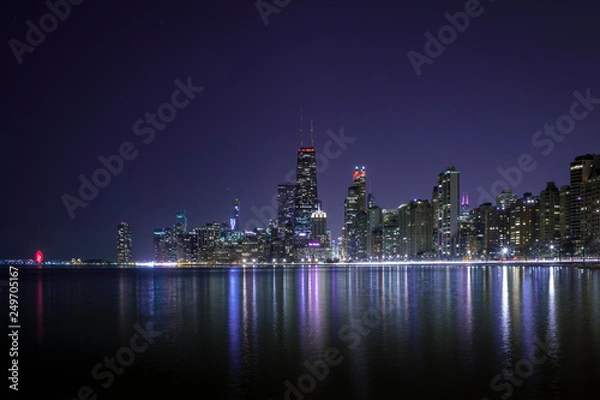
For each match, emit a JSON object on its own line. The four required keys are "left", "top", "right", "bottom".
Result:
{"left": 559, "top": 185, "right": 571, "bottom": 249}
{"left": 367, "top": 194, "right": 382, "bottom": 259}
{"left": 570, "top": 154, "right": 600, "bottom": 250}
{"left": 382, "top": 208, "right": 400, "bottom": 258}
{"left": 175, "top": 210, "right": 187, "bottom": 234}
{"left": 174, "top": 210, "right": 187, "bottom": 262}
{"left": 277, "top": 183, "right": 296, "bottom": 239}
{"left": 344, "top": 184, "right": 360, "bottom": 260}
{"left": 582, "top": 167, "right": 600, "bottom": 251}
{"left": 539, "top": 182, "right": 561, "bottom": 252}
{"left": 344, "top": 167, "right": 368, "bottom": 260}
{"left": 407, "top": 199, "right": 434, "bottom": 259}
{"left": 436, "top": 166, "right": 460, "bottom": 259}
{"left": 510, "top": 192, "right": 540, "bottom": 257}
{"left": 117, "top": 222, "right": 132, "bottom": 263}
{"left": 294, "top": 120, "right": 319, "bottom": 241}
{"left": 230, "top": 198, "right": 240, "bottom": 232}
{"left": 153, "top": 228, "right": 172, "bottom": 262}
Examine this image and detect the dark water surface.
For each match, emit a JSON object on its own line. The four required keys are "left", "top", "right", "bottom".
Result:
{"left": 7, "top": 265, "right": 600, "bottom": 399}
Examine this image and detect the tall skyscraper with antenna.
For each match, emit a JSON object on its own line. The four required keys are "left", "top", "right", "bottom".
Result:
{"left": 294, "top": 111, "right": 319, "bottom": 243}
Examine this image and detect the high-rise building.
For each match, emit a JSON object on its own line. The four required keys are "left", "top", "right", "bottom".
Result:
{"left": 539, "top": 182, "right": 561, "bottom": 253}
{"left": 343, "top": 167, "right": 368, "bottom": 260}
{"left": 458, "top": 195, "right": 476, "bottom": 258}
{"left": 344, "top": 184, "right": 360, "bottom": 260}
{"left": 582, "top": 167, "right": 600, "bottom": 251}
{"left": 436, "top": 167, "right": 460, "bottom": 259}
{"left": 367, "top": 203, "right": 383, "bottom": 260}
{"left": 353, "top": 166, "right": 367, "bottom": 213}
{"left": 230, "top": 198, "right": 240, "bottom": 232}
{"left": 174, "top": 210, "right": 187, "bottom": 262}
{"left": 473, "top": 203, "right": 493, "bottom": 257}
{"left": 277, "top": 183, "right": 296, "bottom": 239}
{"left": 175, "top": 210, "right": 187, "bottom": 233}
{"left": 431, "top": 185, "right": 439, "bottom": 252}
{"left": 117, "top": 222, "right": 132, "bottom": 263}
{"left": 198, "top": 223, "right": 222, "bottom": 262}
{"left": 382, "top": 208, "right": 400, "bottom": 259}
{"left": 294, "top": 145, "right": 318, "bottom": 239}
{"left": 398, "top": 203, "right": 409, "bottom": 258}
{"left": 485, "top": 206, "right": 510, "bottom": 257}
{"left": 510, "top": 192, "right": 540, "bottom": 257}
{"left": 406, "top": 200, "right": 434, "bottom": 259}
{"left": 310, "top": 209, "right": 330, "bottom": 247}
{"left": 570, "top": 154, "right": 600, "bottom": 250}
{"left": 153, "top": 227, "right": 174, "bottom": 262}
{"left": 559, "top": 185, "right": 571, "bottom": 250}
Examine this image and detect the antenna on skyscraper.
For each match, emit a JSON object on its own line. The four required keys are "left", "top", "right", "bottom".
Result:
{"left": 310, "top": 119, "right": 314, "bottom": 147}
{"left": 299, "top": 108, "right": 304, "bottom": 147}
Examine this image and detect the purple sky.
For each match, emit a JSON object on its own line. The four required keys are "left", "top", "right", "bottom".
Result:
{"left": 3, "top": 0, "right": 600, "bottom": 261}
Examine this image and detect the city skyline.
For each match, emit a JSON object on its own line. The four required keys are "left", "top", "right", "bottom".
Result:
{"left": 4, "top": 1, "right": 600, "bottom": 261}
{"left": 4, "top": 142, "right": 600, "bottom": 262}
{"left": 31, "top": 150, "right": 600, "bottom": 263}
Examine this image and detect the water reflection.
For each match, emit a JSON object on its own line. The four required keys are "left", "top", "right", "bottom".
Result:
{"left": 20, "top": 265, "right": 600, "bottom": 399}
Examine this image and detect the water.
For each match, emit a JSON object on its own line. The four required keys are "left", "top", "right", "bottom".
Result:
{"left": 7, "top": 265, "right": 600, "bottom": 399}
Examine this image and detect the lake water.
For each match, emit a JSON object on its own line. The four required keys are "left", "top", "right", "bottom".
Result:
{"left": 9, "top": 265, "right": 600, "bottom": 399}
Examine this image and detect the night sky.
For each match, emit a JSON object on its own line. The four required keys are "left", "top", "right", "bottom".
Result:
{"left": 3, "top": 0, "right": 600, "bottom": 261}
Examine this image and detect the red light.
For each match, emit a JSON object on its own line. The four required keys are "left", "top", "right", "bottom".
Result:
{"left": 35, "top": 250, "right": 43, "bottom": 263}
{"left": 300, "top": 148, "right": 315, "bottom": 153}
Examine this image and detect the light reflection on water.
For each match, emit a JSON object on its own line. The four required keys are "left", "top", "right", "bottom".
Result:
{"left": 20, "top": 264, "right": 600, "bottom": 399}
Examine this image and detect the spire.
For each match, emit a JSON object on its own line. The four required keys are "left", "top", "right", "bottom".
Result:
{"left": 299, "top": 108, "right": 304, "bottom": 147}
{"left": 310, "top": 119, "right": 314, "bottom": 147}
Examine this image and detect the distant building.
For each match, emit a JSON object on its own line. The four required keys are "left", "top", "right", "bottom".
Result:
{"left": 117, "top": 222, "right": 132, "bottom": 263}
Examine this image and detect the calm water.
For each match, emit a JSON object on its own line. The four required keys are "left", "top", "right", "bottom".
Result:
{"left": 7, "top": 265, "right": 600, "bottom": 399}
